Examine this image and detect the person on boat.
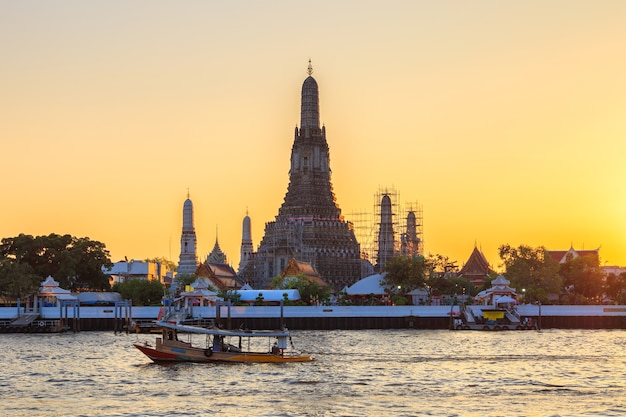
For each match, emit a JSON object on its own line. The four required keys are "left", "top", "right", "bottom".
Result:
{"left": 271, "top": 342, "right": 280, "bottom": 355}
{"left": 213, "top": 335, "right": 223, "bottom": 352}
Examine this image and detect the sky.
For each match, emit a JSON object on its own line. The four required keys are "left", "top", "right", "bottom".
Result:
{"left": 1, "top": 1, "right": 625, "bottom": 272}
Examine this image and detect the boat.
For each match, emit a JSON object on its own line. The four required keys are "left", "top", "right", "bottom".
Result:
{"left": 450, "top": 275, "right": 540, "bottom": 331}
{"left": 134, "top": 320, "right": 314, "bottom": 363}
{"left": 451, "top": 305, "right": 538, "bottom": 331}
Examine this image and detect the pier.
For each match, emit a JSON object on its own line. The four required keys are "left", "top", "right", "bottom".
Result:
{"left": 1, "top": 304, "right": 626, "bottom": 332}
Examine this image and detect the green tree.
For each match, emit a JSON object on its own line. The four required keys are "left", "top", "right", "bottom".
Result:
{"left": 382, "top": 255, "right": 427, "bottom": 293}
{"left": 174, "top": 273, "right": 196, "bottom": 290}
{"left": 423, "top": 253, "right": 462, "bottom": 297}
{"left": 0, "top": 233, "right": 112, "bottom": 293}
{"left": 559, "top": 254, "right": 604, "bottom": 303}
{"left": 113, "top": 279, "right": 165, "bottom": 306}
{"left": 0, "top": 260, "right": 40, "bottom": 303}
{"left": 498, "top": 244, "right": 561, "bottom": 304}
{"left": 270, "top": 273, "right": 331, "bottom": 305}
{"left": 605, "top": 272, "right": 626, "bottom": 304}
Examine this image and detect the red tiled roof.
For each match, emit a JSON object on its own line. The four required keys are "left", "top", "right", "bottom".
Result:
{"left": 459, "top": 246, "right": 491, "bottom": 276}
{"left": 280, "top": 258, "right": 328, "bottom": 287}
{"left": 546, "top": 248, "right": 599, "bottom": 264}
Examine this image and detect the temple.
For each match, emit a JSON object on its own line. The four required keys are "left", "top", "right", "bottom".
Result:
{"left": 246, "top": 62, "right": 362, "bottom": 290}
{"left": 177, "top": 192, "right": 199, "bottom": 275}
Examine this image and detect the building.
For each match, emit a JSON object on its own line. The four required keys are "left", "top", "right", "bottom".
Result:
{"left": 177, "top": 193, "right": 199, "bottom": 275}
{"left": 376, "top": 194, "right": 395, "bottom": 271}
{"left": 104, "top": 259, "right": 166, "bottom": 285}
{"left": 206, "top": 236, "right": 227, "bottom": 265}
{"left": 546, "top": 246, "right": 600, "bottom": 264}
{"left": 238, "top": 211, "right": 254, "bottom": 275}
{"left": 195, "top": 262, "right": 239, "bottom": 292}
{"left": 279, "top": 258, "right": 328, "bottom": 289}
{"left": 400, "top": 209, "right": 422, "bottom": 258}
{"left": 249, "top": 62, "right": 362, "bottom": 290}
{"left": 195, "top": 236, "right": 239, "bottom": 291}
{"left": 459, "top": 246, "right": 492, "bottom": 288}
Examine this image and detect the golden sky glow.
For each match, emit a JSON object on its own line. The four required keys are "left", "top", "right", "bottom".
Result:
{"left": 1, "top": 1, "right": 625, "bottom": 270}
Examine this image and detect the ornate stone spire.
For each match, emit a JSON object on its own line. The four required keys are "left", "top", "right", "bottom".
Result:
{"left": 300, "top": 60, "right": 320, "bottom": 130}
{"left": 238, "top": 210, "right": 253, "bottom": 275}
{"left": 376, "top": 194, "right": 395, "bottom": 270}
{"left": 177, "top": 192, "right": 198, "bottom": 275}
{"left": 251, "top": 65, "right": 362, "bottom": 290}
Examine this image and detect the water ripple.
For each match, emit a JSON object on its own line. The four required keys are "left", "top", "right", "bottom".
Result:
{"left": 1, "top": 329, "right": 625, "bottom": 416}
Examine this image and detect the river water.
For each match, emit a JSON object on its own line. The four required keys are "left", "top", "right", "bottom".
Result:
{"left": 1, "top": 329, "right": 625, "bottom": 417}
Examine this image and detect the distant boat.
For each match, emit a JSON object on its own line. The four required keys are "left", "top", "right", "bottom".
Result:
{"left": 134, "top": 320, "right": 314, "bottom": 363}
{"left": 450, "top": 304, "right": 539, "bottom": 331}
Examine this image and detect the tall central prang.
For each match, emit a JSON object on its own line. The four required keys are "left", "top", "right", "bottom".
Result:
{"left": 253, "top": 62, "right": 362, "bottom": 290}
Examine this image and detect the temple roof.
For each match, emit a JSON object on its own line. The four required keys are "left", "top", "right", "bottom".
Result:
{"left": 280, "top": 258, "right": 328, "bottom": 287}
{"left": 195, "top": 262, "right": 238, "bottom": 290}
{"left": 546, "top": 247, "right": 599, "bottom": 264}
{"left": 206, "top": 237, "right": 227, "bottom": 264}
{"left": 459, "top": 246, "right": 491, "bottom": 276}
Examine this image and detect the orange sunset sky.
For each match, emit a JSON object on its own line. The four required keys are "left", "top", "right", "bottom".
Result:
{"left": 1, "top": 1, "right": 625, "bottom": 271}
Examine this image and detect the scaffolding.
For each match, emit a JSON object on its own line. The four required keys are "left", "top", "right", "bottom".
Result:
{"left": 346, "top": 187, "right": 424, "bottom": 267}
{"left": 400, "top": 201, "right": 424, "bottom": 257}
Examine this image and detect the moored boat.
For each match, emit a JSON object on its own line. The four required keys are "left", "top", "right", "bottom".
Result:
{"left": 134, "top": 320, "right": 313, "bottom": 363}
{"left": 450, "top": 275, "right": 540, "bottom": 331}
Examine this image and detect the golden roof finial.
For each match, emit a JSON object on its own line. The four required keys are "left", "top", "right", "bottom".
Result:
{"left": 307, "top": 59, "right": 313, "bottom": 76}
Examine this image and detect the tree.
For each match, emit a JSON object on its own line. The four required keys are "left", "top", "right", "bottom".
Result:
{"left": 382, "top": 255, "right": 427, "bottom": 292}
{"left": 270, "top": 273, "right": 330, "bottom": 305}
{"left": 498, "top": 244, "right": 561, "bottom": 304}
{"left": 112, "top": 279, "right": 165, "bottom": 306}
{"left": 605, "top": 272, "right": 626, "bottom": 304}
{"left": 559, "top": 254, "right": 604, "bottom": 303}
{"left": 0, "top": 233, "right": 113, "bottom": 293}
{"left": 0, "top": 260, "right": 40, "bottom": 303}
{"left": 174, "top": 273, "right": 196, "bottom": 290}
{"left": 423, "top": 254, "right": 462, "bottom": 297}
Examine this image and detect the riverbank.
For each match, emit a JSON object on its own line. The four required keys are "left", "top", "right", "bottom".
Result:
{"left": 1, "top": 304, "right": 626, "bottom": 332}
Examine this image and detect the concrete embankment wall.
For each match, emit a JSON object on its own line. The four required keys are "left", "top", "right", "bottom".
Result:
{"left": 2, "top": 305, "right": 626, "bottom": 331}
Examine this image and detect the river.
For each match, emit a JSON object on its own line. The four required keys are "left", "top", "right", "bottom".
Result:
{"left": 1, "top": 329, "right": 625, "bottom": 416}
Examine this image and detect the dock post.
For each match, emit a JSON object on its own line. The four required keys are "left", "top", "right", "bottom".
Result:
{"left": 537, "top": 301, "right": 542, "bottom": 330}
{"left": 280, "top": 300, "right": 285, "bottom": 330}
{"left": 227, "top": 299, "right": 231, "bottom": 330}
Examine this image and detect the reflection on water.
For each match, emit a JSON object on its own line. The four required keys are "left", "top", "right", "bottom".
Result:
{"left": 1, "top": 329, "right": 625, "bottom": 416}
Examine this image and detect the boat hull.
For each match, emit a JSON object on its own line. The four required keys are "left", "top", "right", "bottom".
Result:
{"left": 134, "top": 342, "right": 313, "bottom": 363}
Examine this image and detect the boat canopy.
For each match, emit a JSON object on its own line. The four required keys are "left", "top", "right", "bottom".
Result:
{"left": 157, "top": 320, "right": 290, "bottom": 338}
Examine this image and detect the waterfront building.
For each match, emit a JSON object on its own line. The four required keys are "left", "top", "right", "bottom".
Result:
{"left": 250, "top": 62, "right": 362, "bottom": 290}
{"left": 177, "top": 193, "right": 199, "bottom": 275}
{"left": 104, "top": 259, "right": 166, "bottom": 284}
